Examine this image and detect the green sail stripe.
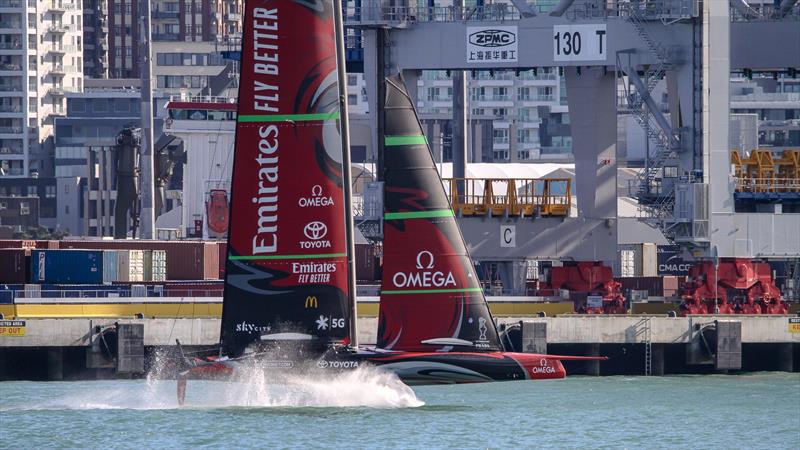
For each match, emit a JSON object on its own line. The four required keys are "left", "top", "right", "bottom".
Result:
{"left": 381, "top": 287, "right": 483, "bottom": 295}
{"left": 384, "top": 209, "right": 455, "bottom": 220}
{"left": 384, "top": 135, "right": 428, "bottom": 146}
{"left": 237, "top": 112, "right": 340, "bottom": 123}
{"left": 229, "top": 253, "right": 346, "bottom": 260}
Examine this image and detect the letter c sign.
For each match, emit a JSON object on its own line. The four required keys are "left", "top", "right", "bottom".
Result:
{"left": 501, "top": 225, "right": 515, "bottom": 248}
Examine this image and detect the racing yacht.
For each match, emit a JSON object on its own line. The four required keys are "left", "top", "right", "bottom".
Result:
{"left": 177, "top": 0, "right": 602, "bottom": 404}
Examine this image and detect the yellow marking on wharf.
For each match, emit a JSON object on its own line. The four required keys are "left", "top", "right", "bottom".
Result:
{"left": 2, "top": 301, "right": 578, "bottom": 319}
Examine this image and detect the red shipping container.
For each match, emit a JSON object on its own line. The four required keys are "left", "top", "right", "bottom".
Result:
{"left": 218, "top": 242, "right": 227, "bottom": 279}
{"left": 354, "top": 243, "right": 378, "bottom": 282}
{"left": 0, "top": 240, "right": 36, "bottom": 250}
{"left": 0, "top": 248, "right": 28, "bottom": 283}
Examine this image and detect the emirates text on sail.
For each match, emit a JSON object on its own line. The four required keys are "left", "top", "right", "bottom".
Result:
{"left": 250, "top": 7, "right": 281, "bottom": 255}
{"left": 252, "top": 124, "right": 279, "bottom": 255}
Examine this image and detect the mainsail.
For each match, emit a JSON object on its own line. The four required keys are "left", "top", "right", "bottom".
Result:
{"left": 220, "top": 0, "right": 353, "bottom": 357}
{"left": 378, "top": 75, "right": 503, "bottom": 352}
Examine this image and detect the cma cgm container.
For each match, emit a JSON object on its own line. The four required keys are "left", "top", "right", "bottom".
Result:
{"left": 29, "top": 250, "right": 104, "bottom": 284}
{"left": 0, "top": 248, "right": 28, "bottom": 283}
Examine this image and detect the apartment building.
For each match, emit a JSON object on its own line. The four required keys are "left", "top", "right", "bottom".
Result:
{"left": 106, "top": 0, "right": 241, "bottom": 78}
{"left": 0, "top": 0, "right": 84, "bottom": 232}
{"left": 414, "top": 69, "right": 570, "bottom": 162}
{"left": 82, "top": 0, "right": 109, "bottom": 78}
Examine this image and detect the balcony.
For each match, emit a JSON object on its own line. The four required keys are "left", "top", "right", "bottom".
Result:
{"left": 0, "top": 41, "right": 22, "bottom": 51}
{"left": 0, "top": 104, "right": 22, "bottom": 113}
{"left": 47, "top": 23, "right": 75, "bottom": 34}
{"left": 152, "top": 10, "right": 180, "bottom": 19}
{"left": 0, "top": 146, "right": 23, "bottom": 154}
{"left": 0, "top": 62, "right": 22, "bottom": 72}
{"left": 49, "top": 44, "right": 78, "bottom": 55}
{"left": 152, "top": 33, "right": 180, "bottom": 41}
{"left": 0, "top": 85, "right": 21, "bottom": 92}
{"left": 0, "top": 1, "right": 25, "bottom": 8}
{"left": 0, "top": 167, "right": 25, "bottom": 176}
{"left": 47, "top": 3, "right": 78, "bottom": 13}
{"left": 0, "top": 21, "right": 22, "bottom": 30}
{"left": 0, "top": 126, "right": 23, "bottom": 134}
{"left": 226, "top": 13, "right": 241, "bottom": 21}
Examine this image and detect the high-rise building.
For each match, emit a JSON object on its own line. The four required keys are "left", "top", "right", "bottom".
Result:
{"left": 414, "top": 69, "right": 570, "bottom": 162}
{"left": 105, "top": 0, "right": 242, "bottom": 78}
{"left": 82, "top": 0, "right": 109, "bottom": 78}
{"left": 0, "top": 0, "right": 84, "bottom": 182}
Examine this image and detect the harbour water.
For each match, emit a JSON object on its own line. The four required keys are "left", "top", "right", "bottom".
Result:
{"left": 1, "top": 372, "right": 798, "bottom": 449}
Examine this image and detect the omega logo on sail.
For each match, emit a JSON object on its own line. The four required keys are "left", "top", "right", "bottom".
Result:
{"left": 392, "top": 250, "right": 457, "bottom": 289}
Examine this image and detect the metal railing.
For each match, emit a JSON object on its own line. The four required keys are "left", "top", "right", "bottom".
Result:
{"left": 734, "top": 177, "right": 800, "bottom": 193}
{"left": 168, "top": 94, "right": 237, "bottom": 104}
{"left": 344, "top": 1, "right": 699, "bottom": 25}
{"left": 730, "top": 3, "right": 800, "bottom": 21}
{"left": 7, "top": 288, "right": 223, "bottom": 300}
{"left": 445, "top": 177, "right": 571, "bottom": 217}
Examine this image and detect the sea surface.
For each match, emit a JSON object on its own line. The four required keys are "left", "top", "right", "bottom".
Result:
{"left": 1, "top": 371, "right": 798, "bottom": 449}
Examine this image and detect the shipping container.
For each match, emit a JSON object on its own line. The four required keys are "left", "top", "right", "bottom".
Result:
{"left": 102, "top": 250, "right": 119, "bottom": 284}
{"left": 59, "top": 240, "right": 221, "bottom": 280}
{"left": 218, "top": 242, "right": 227, "bottom": 279}
{"left": 354, "top": 243, "right": 378, "bottom": 282}
{"left": 162, "top": 280, "right": 224, "bottom": 297}
{"left": 29, "top": 250, "right": 104, "bottom": 284}
{"left": 117, "top": 249, "right": 145, "bottom": 282}
{"left": 0, "top": 240, "right": 36, "bottom": 250}
{"left": 34, "top": 240, "right": 60, "bottom": 250}
{"left": 618, "top": 243, "right": 658, "bottom": 277}
{"left": 143, "top": 250, "right": 167, "bottom": 282}
{"left": 0, "top": 248, "right": 28, "bottom": 283}
{"left": 616, "top": 276, "right": 664, "bottom": 297}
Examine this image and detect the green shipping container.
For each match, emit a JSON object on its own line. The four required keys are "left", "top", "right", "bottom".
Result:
{"left": 143, "top": 249, "right": 167, "bottom": 282}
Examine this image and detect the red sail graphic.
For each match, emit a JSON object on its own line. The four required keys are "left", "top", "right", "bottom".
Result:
{"left": 220, "top": 0, "right": 351, "bottom": 357}
{"left": 378, "top": 76, "right": 502, "bottom": 353}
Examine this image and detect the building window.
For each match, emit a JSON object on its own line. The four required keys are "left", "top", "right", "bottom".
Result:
{"left": 664, "top": 166, "right": 678, "bottom": 178}
{"left": 27, "top": 186, "right": 37, "bottom": 196}
{"left": 45, "top": 185, "right": 56, "bottom": 198}
{"left": 347, "top": 74, "right": 357, "bottom": 86}
{"left": 493, "top": 128, "right": 509, "bottom": 144}
{"left": 0, "top": 201, "right": 7, "bottom": 210}
{"left": 65, "top": 205, "right": 70, "bottom": 214}
{"left": 347, "top": 94, "right": 357, "bottom": 105}
{"left": 20, "top": 202, "right": 30, "bottom": 215}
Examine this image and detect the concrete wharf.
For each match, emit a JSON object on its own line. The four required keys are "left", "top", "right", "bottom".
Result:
{"left": 1, "top": 315, "right": 797, "bottom": 380}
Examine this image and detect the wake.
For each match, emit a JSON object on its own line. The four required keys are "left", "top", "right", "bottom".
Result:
{"left": 1, "top": 367, "right": 423, "bottom": 411}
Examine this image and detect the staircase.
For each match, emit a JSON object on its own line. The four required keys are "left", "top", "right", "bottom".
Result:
{"left": 620, "top": 6, "right": 682, "bottom": 223}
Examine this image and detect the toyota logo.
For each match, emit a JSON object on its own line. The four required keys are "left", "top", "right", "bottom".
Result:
{"left": 317, "top": 360, "right": 329, "bottom": 368}
{"left": 304, "top": 221, "right": 328, "bottom": 240}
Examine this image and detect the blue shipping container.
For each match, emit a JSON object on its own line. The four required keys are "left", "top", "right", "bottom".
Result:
{"left": 29, "top": 250, "right": 104, "bottom": 284}
{"left": 103, "top": 250, "right": 119, "bottom": 284}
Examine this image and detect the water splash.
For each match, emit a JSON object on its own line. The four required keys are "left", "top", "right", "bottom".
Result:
{"left": 1, "top": 367, "right": 423, "bottom": 411}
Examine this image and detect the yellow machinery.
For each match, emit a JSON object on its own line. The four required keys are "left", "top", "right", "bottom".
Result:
{"left": 732, "top": 148, "right": 800, "bottom": 194}
{"left": 776, "top": 150, "right": 800, "bottom": 192}
{"left": 445, "top": 178, "right": 571, "bottom": 217}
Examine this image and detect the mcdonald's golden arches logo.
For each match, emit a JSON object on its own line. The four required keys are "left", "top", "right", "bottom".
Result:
{"left": 305, "top": 296, "right": 318, "bottom": 308}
